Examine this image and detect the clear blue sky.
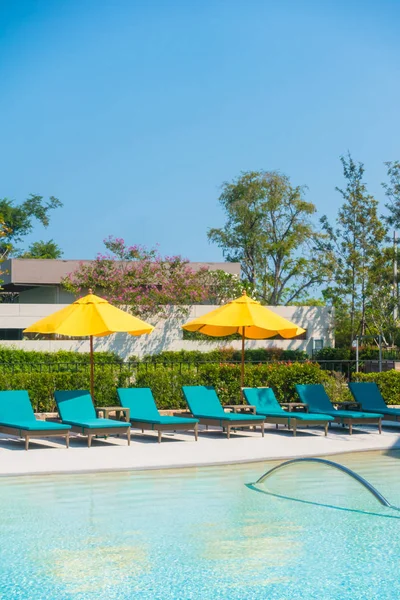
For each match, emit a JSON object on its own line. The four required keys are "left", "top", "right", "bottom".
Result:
{"left": 0, "top": 0, "right": 399, "bottom": 260}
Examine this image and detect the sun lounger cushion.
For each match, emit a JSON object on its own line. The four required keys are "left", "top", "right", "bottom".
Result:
{"left": 182, "top": 385, "right": 263, "bottom": 422}
{"left": 126, "top": 415, "right": 198, "bottom": 425}
{"left": 117, "top": 388, "right": 198, "bottom": 425}
{"left": 242, "top": 387, "right": 334, "bottom": 421}
{"left": 0, "top": 390, "right": 70, "bottom": 431}
{"left": 348, "top": 382, "right": 400, "bottom": 416}
{"left": 295, "top": 384, "right": 382, "bottom": 419}
{"left": 0, "top": 419, "right": 70, "bottom": 431}
{"left": 59, "top": 418, "right": 129, "bottom": 429}
{"left": 54, "top": 390, "right": 129, "bottom": 429}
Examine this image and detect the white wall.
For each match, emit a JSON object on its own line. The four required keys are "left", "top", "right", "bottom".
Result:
{"left": 0, "top": 304, "right": 334, "bottom": 358}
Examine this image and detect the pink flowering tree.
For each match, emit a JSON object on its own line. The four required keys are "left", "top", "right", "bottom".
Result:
{"left": 62, "top": 237, "right": 246, "bottom": 319}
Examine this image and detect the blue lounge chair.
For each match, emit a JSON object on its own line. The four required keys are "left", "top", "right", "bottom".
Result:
{"left": 0, "top": 390, "right": 71, "bottom": 450}
{"left": 182, "top": 385, "right": 265, "bottom": 438}
{"left": 117, "top": 388, "right": 199, "bottom": 443}
{"left": 295, "top": 384, "right": 383, "bottom": 435}
{"left": 349, "top": 382, "right": 400, "bottom": 422}
{"left": 54, "top": 390, "right": 131, "bottom": 447}
{"left": 242, "top": 387, "right": 334, "bottom": 436}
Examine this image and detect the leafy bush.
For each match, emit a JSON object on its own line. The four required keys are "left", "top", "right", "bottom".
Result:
{"left": 0, "top": 346, "right": 349, "bottom": 411}
{"left": 352, "top": 370, "right": 400, "bottom": 405}
{"left": 314, "top": 345, "right": 396, "bottom": 362}
{"left": 0, "top": 346, "right": 123, "bottom": 369}
{"left": 139, "top": 347, "right": 308, "bottom": 364}
{"left": 135, "top": 361, "right": 341, "bottom": 409}
{"left": 313, "top": 347, "right": 352, "bottom": 361}
{"left": 135, "top": 363, "right": 201, "bottom": 409}
{"left": 0, "top": 366, "right": 132, "bottom": 412}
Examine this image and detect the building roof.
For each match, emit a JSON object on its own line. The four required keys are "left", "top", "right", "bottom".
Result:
{"left": 1, "top": 259, "right": 241, "bottom": 290}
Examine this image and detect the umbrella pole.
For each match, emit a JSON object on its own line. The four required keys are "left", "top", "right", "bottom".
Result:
{"left": 90, "top": 335, "right": 94, "bottom": 399}
{"left": 241, "top": 327, "right": 245, "bottom": 392}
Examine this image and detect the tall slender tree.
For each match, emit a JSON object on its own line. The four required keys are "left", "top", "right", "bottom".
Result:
{"left": 322, "top": 153, "right": 386, "bottom": 344}
{"left": 383, "top": 161, "right": 400, "bottom": 227}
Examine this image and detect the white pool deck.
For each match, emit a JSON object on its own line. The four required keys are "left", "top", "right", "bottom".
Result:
{"left": 1, "top": 421, "right": 400, "bottom": 477}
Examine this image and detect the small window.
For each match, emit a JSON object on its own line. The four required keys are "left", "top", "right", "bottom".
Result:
{"left": 0, "top": 329, "right": 23, "bottom": 341}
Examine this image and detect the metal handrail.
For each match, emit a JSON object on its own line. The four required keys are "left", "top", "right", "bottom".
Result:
{"left": 250, "top": 457, "right": 399, "bottom": 509}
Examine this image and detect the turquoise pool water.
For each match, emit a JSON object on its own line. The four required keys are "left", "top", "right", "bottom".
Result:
{"left": 1, "top": 450, "right": 400, "bottom": 599}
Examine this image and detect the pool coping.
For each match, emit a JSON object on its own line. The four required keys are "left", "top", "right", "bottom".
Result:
{"left": 1, "top": 445, "right": 399, "bottom": 478}
{"left": 1, "top": 424, "right": 400, "bottom": 478}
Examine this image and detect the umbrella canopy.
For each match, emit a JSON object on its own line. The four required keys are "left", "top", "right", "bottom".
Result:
{"left": 24, "top": 290, "right": 154, "bottom": 397}
{"left": 182, "top": 292, "right": 305, "bottom": 387}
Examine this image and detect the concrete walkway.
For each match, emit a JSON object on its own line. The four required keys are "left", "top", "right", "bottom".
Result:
{"left": 1, "top": 421, "right": 400, "bottom": 477}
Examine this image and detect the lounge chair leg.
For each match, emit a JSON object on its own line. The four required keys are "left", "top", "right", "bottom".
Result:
{"left": 142, "top": 429, "right": 144, "bottom": 433}
{"left": 227, "top": 425, "right": 230, "bottom": 439}
{"left": 276, "top": 424, "right": 278, "bottom": 429}
{"left": 158, "top": 430, "right": 162, "bottom": 443}
{"left": 194, "top": 423, "right": 198, "bottom": 441}
{"left": 25, "top": 436, "right": 29, "bottom": 451}
{"left": 349, "top": 423, "right": 352, "bottom": 435}
{"left": 293, "top": 423, "right": 296, "bottom": 437}
{"left": 324, "top": 423, "right": 328, "bottom": 436}
{"left": 261, "top": 422, "right": 264, "bottom": 438}
{"left": 206, "top": 425, "right": 208, "bottom": 430}
{"left": 378, "top": 419, "right": 382, "bottom": 434}
{"left": 66, "top": 432, "right": 70, "bottom": 448}
{"left": 127, "top": 429, "right": 131, "bottom": 446}
{"left": 88, "top": 434, "right": 92, "bottom": 448}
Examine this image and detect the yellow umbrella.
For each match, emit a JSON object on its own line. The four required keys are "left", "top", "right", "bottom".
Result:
{"left": 182, "top": 292, "right": 305, "bottom": 387}
{"left": 24, "top": 289, "right": 154, "bottom": 397}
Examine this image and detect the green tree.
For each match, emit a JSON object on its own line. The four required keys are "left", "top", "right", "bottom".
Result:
{"left": 208, "top": 170, "right": 331, "bottom": 305}
{"left": 321, "top": 154, "right": 386, "bottom": 345}
{"left": 18, "top": 239, "right": 63, "bottom": 259}
{"left": 0, "top": 194, "right": 62, "bottom": 257}
{"left": 198, "top": 269, "right": 255, "bottom": 304}
{"left": 62, "top": 237, "right": 242, "bottom": 319}
{"left": 363, "top": 246, "right": 399, "bottom": 346}
{"left": 383, "top": 161, "right": 400, "bottom": 227}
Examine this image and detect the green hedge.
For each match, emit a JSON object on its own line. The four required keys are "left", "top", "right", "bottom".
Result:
{"left": 314, "top": 346, "right": 400, "bottom": 361}
{"left": 139, "top": 348, "right": 308, "bottom": 364}
{"left": 0, "top": 366, "right": 132, "bottom": 412}
{"left": 313, "top": 347, "right": 352, "bottom": 360}
{"left": 135, "top": 361, "right": 343, "bottom": 409}
{"left": 352, "top": 370, "right": 400, "bottom": 405}
{"left": 0, "top": 347, "right": 123, "bottom": 369}
{"left": 0, "top": 347, "right": 351, "bottom": 411}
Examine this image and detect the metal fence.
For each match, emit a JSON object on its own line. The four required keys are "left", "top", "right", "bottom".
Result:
{"left": 0, "top": 358, "right": 393, "bottom": 380}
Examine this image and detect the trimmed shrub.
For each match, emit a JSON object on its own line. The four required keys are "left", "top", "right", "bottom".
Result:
{"left": 135, "top": 361, "right": 341, "bottom": 409}
{"left": 139, "top": 347, "right": 308, "bottom": 364}
{"left": 0, "top": 346, "right": 123, "bottom": 370}
{"left": 0, "top": 366, "right": 132, "bottom": 412}
{"left": 313, "top": 347, "right": 352, "bottom": 361}
{"left": 352, "top": 370, "right": 400, "bottom": 405}
{"left": 0, "top": 346, "right": 349, "bottom": 411}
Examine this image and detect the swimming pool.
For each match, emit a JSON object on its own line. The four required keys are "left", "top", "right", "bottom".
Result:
{"left": 1, "top": 450, "right": 399, "bottom": 599}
